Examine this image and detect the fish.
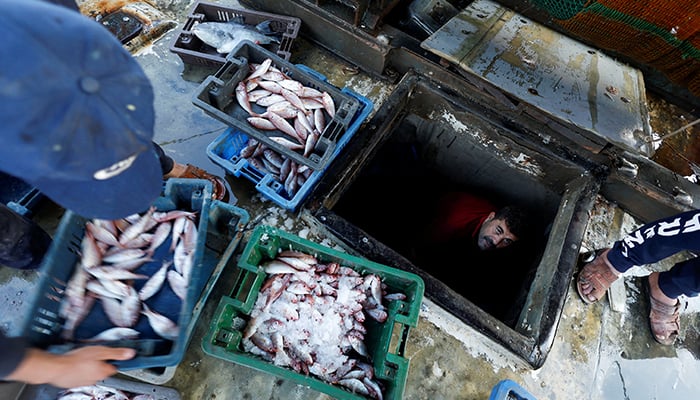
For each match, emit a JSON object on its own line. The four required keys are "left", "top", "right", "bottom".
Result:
{"left": 240, "top": 250, "right": 396, "bottom": 399}
{"left": 141, "top": 304, "right": 179, "bottom": 340}
{"left": 192, "top": 21, "right": 280, "bottom": 54}
{"left": 247, "top": 116, "right": 277, "bottom": 131}
{"left": 139, "top": 262, "right": 170, "bottom": 301}
{"left": 118, "top": 206, "right": 156, "bottom": 245}
{"left": 246, "top": 58, "right": 273, "bottom": 81}
{"left": 235, "top": 81, "right": 258, "bottom": 117}
{"left": 84, "top": 327, "right": 140, "bottom": 342}
{"left": 167, "top": 269, "right": 188, "bottom": 300}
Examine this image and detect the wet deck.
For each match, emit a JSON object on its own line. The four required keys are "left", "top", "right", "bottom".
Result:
{"left": 2, "top": 1, "right": 700, "bottom": 399}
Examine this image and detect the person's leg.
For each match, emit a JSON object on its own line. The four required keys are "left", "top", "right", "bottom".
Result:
{"left": 153, "top": 142, "right": 174, "bottom": 175}
{"left": 0, "top": 203, "right": 52, "bottom": 270}
{"left": 153, "top": 142, "right": 228, "bottom": 202}
{"left": 657, "top": 257, "right": 700, "bottom": 298}
{"left": 578, "top": 210, "right": 700, "bottom": 304}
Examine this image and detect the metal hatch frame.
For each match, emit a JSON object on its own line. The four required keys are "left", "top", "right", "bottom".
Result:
{"left": 307, "top": 71, "right": 600, "bottom": 368}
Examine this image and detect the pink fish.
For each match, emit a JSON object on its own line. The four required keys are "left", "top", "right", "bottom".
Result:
{"left": 235, "top": 81, "right": 258, "bottom": 117}
{"left": 246, "top": 58, "right": 272, "bottom": 81}
{"left": 263, "top": 111, "right": 301, "bottom": 141}
{"left": 247, "top": 116, "right": 277, "bottom": 131}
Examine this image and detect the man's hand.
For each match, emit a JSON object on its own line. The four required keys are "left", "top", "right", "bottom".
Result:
{"left": 6, "top": 346, "right": 136, "bottom": 388}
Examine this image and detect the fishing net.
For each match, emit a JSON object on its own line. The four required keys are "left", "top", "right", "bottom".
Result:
{"left": 532, "top": 0, "right": 700, "bottom": 97}
{"left": 528, "top": 0, "right": 593, "bottom": 20}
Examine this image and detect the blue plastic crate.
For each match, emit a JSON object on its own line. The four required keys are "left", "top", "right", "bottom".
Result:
{"left": 489, "top": 379, "right": 537, "bottom": 400}
{"left": 21, "top": 179, "right": 248, "bottom": 371}
{"left": 206, "top": 76, "right": 372, "bottom": 211}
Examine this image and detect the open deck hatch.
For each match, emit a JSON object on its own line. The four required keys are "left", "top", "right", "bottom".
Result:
{"left": 310, "top": 72, "right": 600, "bottom": 368}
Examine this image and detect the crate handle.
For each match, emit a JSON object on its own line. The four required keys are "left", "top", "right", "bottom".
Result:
{"left": 372, "top": 300, "right": 412, "bottom": 381}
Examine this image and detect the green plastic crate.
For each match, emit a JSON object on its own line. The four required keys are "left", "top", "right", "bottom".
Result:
{"left": 202, "top": 225, "right": 424, "bottom": 400}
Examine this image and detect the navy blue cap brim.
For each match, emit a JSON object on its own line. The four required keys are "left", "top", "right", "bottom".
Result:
{"left": 31, "top": 148, "right": 163, "bottom": 220}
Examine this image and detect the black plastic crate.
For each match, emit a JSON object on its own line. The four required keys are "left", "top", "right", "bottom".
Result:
{"left": 193, "top": 41, "right": 362, "bottom": 171}
{"left": 19, "top": 179, "right": 243, "bottom": 371}
{"left": 170, "top": 1, "right": 301, "bottom": 68}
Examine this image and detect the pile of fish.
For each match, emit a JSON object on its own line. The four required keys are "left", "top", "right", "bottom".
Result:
{"left": 238, "top": 137, "right": 313, "bottom": 198}
{"left": 192, "top": 20, "right": 280, "bottom": 54}
{"left": 242, "top": 250, "right": 407, "bottom": 399}
{"left": 57, "top": 207, "right": 199, "bottom": 343}
{"left": 234, "top": 58, "right": 337, "bottom": 197}
{"left": 56, "top": 384, "right": 155, "bottom": 400}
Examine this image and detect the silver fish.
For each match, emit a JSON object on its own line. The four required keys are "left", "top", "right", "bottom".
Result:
{"left": 192, "top": 21, "right": 280, "bottom": 54}
{"left": 101, "top": 295, "right": 127, "bottom": 327}
{"left": 146, "top": 220, "right": 172, "bottom": 256}
{"left": 87, "top": 266, "right": 149, "bottom": 282}
{"left": 85, "top": 327, "right": 140, "bottom": 342}
{"left": 167, "top": 269, "right": 188, "bottom": 301}
{"left": 119, "top": 286, "right": 142, "bottom": 327}
{"left": 118, "top": 206, "right": 157, "bottom": 245}
{"left": 61, "top": 293, "right": 96, "bottom": 340}
{"left": 139, "top": 260, "right": 172, "bottom": 301}
{"left": 142, "top": 304, "right": 179, "bottom": 340}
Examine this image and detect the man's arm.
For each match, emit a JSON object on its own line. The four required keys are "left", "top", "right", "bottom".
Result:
{"left": 4, "top": 345, "right": 136, "bottom": 388}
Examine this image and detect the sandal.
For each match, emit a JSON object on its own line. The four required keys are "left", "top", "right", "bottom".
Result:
{"left": 173, "top": 164, "right": 229, "bottom": 202}
{"left": 576, "top": 248, "right": 619, "bottom": 304}
{"left": 647, "top": 276, "right": 681, "bottom": 345}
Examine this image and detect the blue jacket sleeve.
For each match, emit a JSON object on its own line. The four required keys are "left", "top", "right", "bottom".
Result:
{"left": 0, "top": 331, "right": 29, "bottom": 379}
{"left": 607, "top": 209, "right": 700, "bottom": 273}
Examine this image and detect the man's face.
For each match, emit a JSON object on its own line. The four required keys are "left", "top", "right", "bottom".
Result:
{"left": 476, "top": 212, "right": 519, "bottom": 251}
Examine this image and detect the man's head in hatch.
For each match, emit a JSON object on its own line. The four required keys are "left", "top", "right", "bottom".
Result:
{"left": 476, "top": 206, "right": 528, "bottom": 251}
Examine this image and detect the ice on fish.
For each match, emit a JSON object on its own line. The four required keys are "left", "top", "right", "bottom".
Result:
{"left": 192, "top": 21, "right": 280, "bottom": 54}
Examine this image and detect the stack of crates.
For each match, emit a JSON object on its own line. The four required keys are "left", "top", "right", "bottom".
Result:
{"left": 199, "top": 41, "right": 373, "bottom": 211}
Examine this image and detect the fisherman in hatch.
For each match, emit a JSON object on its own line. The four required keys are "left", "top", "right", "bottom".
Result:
{"left": 421, "top": 191, "right": 529, "bottom": 253}
{"left": 411, "top": 191, "right": 531, "bottom": 320}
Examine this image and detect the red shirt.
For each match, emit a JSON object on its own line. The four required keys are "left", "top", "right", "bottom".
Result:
{"left": 426, "top": 192, "right": 497, "bottom": 244}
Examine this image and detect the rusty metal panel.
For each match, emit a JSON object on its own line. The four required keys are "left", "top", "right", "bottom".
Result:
{"left": 421, "top": 0, "right": 652, "bottom": 156}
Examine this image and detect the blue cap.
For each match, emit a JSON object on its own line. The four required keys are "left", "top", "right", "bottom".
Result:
{"left": 0, "top": 0, "right": 162, "bottom": 220}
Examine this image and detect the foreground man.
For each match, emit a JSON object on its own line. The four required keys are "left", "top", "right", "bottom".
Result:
{"left": 577, "top": 209, "right": 700, "bottom": 345}
{"left": 1, "top": 0, "right": 164, "bottom": 387}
